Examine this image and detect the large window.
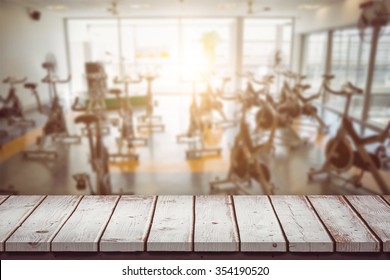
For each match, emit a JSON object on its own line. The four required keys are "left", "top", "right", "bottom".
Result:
{"left": 180, "top": 19, "right": 234, "bottom": 79}
{"left": 327, "top": 28, "right": 370, "bottom": 119}
{"left": 120, "top": 19, "right": 180, "bottom": 94}
{"left": 302, "top": 32, "right": 327, "bottom": 92}
{"left": 67, "top": 18, "right": 294, "bottom": 96}
{"left": 68, "top": 19, "right": 120, "bottom": 96}
{"left": 302, "top": 25, "right": 390, "bottom": 131}
{"left": 369, "top": 25, "right": 390, "bottom": 128}
{"left": 242, "top": 19, "right": 293, "bottom": 75}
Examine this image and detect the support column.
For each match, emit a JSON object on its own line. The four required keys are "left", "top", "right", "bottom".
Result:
{"left": 234, "top": 17, "right": 244, "bottom": 92}
{"left": 362, "top": 26, "right": 380, "bottom": 133}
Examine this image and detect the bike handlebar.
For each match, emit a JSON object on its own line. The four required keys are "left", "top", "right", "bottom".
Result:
{"left": 75, "top": 114, "right": 99, "bottom": 126}
{"left": 42, "top": 74, "right": 71, "bottom": 84}
{"left": 323, "top": 74, "right": 335, "bottom": 80}
{"left": 113, "top": 75, "right": 143, "bottom": 84}
{"left": 324, "top": 81, "right": 363, "bottom": 97}
{"left": 344, "top": 82, "right": 364, "bottom": 94}
{"left": 3, "top": 77, "right": 27, "bottom": 85}
{"left": 251, "top": 75, "right": 275, "bottom": 86}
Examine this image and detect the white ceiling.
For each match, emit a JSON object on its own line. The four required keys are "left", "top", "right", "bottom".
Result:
{"left": 4, "top": 0, "right": 344, "bottom": 17}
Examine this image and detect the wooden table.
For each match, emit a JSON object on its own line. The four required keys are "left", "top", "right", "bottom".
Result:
{"left": 0, "top": 195, "right": 389, "bottom": 259}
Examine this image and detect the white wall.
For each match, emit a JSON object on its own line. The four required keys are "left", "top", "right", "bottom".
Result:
{"left": 292, "top": 0, "right": 390, "bottom": 73}
{"left": 295, "top": 0, "right": 368, "bottom": 34}
{"left": 0, "top": 3, "right": 68, "bottom": 111}
{"left": 291, "top": 0, "right": 370, "bottom": 73}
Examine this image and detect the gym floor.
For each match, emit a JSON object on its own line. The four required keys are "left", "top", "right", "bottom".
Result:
{"left": 0, "top": 95, "right": 388, "bottom": 195}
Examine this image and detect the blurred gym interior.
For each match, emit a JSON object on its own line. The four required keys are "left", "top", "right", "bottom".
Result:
{"left": 0, "top": 0, "right": 389, "bottom": 196}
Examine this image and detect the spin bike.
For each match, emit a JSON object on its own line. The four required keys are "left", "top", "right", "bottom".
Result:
{"left": 80, "top": 62, "right": 111, "bottom": 135}
{"left": 108, "top": 75, "right": 148, "bottom": 161}
{"left": 1, "top": 77, "right": 35, "bottom": 129}
{"left": 24, "top": 63, "right": 81, "bottom": 159}
{"left": 210, "top": 94, "right": 274, "bottom": 195}
{"left": 176, "top": 81, "right": 222, "bottom": 159}
{"left": 72, "top": 114, "right": 112, "bottom": 195}
{"left": 198, "top": 77, "right": 236, "bottom": 127}
{"left": 288, "top": 74, "right": 329, "bottom": 133}
{"left": 137, "top": 73, "right": 165, "bottom": 132}
{"left": 308, "top": 77, "right": 390, "bottom": 194}
{"left": 241, "top": 73, "right": 304, "bottom": 149}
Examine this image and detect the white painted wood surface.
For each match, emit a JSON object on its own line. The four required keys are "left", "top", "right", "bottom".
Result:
{"left": 309, "top": 196, "right": 380, "bottom": 252}
{"left": 1, "top": 195, "right": 389, "bottom": 254}
{"left": 147, "top": 196, "right": 193, "bottom": 251}
{"left": 0, "top": 196, "right": 44, "bottom": 251}
{"left": 233, "top": 196, "right": 286, "bottom": 252}
{"left": 51, "top": 196, "right": 119, "bottom": 252}
{"left": 6, "top": 196, "right": 81, "bottom": 252}
{"left": 346, "top": 196, "right": 390, "bottom": 252}
{"left": 271, "top": 196, "right": 333, "bottom": 252}
{"left": 194, "top": 196, "right": 239, "bottom": 252}
{"left": 0, "top": 196, "right": 9, "bottom": 205}
{"left": 100, "top": 196, "right": 156, "bottom": 252}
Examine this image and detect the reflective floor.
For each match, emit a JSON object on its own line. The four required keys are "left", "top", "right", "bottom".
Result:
{"left": 0, "top": 95, "right": 389, "bottom": 195}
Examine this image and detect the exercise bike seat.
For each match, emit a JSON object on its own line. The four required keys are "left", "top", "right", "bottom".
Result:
{"left": 75, "top": 114, "right": 99, "bottom": 126}
{"left": 323, "top": 74, "right": 335, "bottom": 80}
{"left": 24, "top": 83, "right": 37, "bottom": 90}
{"left": 108, "top": 89, "right": 122, "bottom": 96}
{"left": 42, "top": 62, "right": 55, "bottom": 69}
{"left": 298, "top": 84, "right": 311, "bottom": 91}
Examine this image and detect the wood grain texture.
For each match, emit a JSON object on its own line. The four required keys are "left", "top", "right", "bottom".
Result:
{"left": 309, "top": 196, "right": 380, "bottom": 252}
{"left": 233, "top": 196, "right": 286, "bottom": 252}
{"left": 100, "top": 196, "right": 156, "bottom": 252}
{"left": 147, "top": 196, "right": 193, "bottom": 251}
{"left": 270, "top": 196, "right": 333, "bottom": 252}
{"left": 383, "top": 196, "right": 390, "bottom": 205}
{"left": 194, "top": 196, "right": 239, "bottom": 252}
{"left": 346, "top": 196, "right": 390, "bottom": 252}
{"left": 6, "top": 196, "right": 82, "bottom": 252}
{"left": 0, "top": 196, "right": 45, "bottom": 251}
{"left": 0, "top": 196, "right": 9, "bottom": 205}
{"left": 51, "top": 196, "right": 119, "bottom": 252}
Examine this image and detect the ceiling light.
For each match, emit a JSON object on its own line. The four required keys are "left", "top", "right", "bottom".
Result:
{"left": 129, "top": 4, "right": 151, "bottom": 9}
{"left": 46, "top": 5, "right": 68, "bottom": 11}
{"left": 298, "top": 4, "right": 322, "bottom": 10}
{"left": 217, "top": 2, "right": 237, "bottom": 10}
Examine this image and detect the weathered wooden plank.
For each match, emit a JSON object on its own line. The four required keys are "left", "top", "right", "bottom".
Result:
{"left": 270, "top": 196, "right": 333, "bottom": 252}
{"left": 309, "top": 196, "right": 380, "bottom": 252}
{"left": 346, "top": 196, "right": 390, "bottom": 252}
{"left": 51, "top": 196, "right": 119, "bottom": 252}
{"left": 0, "top": 196, "right": 45, "bottom": 251}
{"left": 383, "top": 196, "right": 390, "bottom": 205}
{"left": 147, "top": 196, "right": 193, "bottom": 251}
{"left": 0, "top": 196, "right": 9, "bottom": 205}
{"left": 194, "top": 196, "right": 239, "bottom": 252}
{"left": 6, "top": 196, "right": 82, "bottom": 252}
{"left": 100, "top": 196, "right": 156, "bottom": 252}
{"left": 233, "top": 196, "right": 286, "bottom": 252}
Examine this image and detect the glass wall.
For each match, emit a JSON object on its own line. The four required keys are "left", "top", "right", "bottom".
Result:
{"left": 120, "top": 19, "right": 180, "bottom": 94}
{"left": 369, "top": 25, "right": 390, "bottom": 128}
{"left": 242, "top": 18, "right": 293, "bottom": 75}
{"left": 68, "top": 19, "right": 120, "bottom": 96}
{"left": 67, "top": 18, "right": 293, "bottom": 96}
{"left": 302, "top": 32, "right": 327, "bottom": 92}
{"left": 302, "top": 24, "right": 390, "bottom": 130}
{"left": 180, "top": 19, "right": 234, "bottom": 81}
{"left": 327, "top": 28, "right": 370, "bottom": 119}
